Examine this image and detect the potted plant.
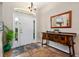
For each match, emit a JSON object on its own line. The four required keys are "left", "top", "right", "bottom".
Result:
{"left": 3, "top": 26, "right": 14, "bottom": 52}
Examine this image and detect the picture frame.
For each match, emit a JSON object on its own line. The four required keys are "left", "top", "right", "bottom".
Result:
{"left": 50, "top": 10, "right": 72, "bottom": 28}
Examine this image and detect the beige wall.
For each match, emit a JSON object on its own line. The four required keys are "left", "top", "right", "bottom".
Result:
{"left": 0, "top": 32, "right": 3, "bottom": 57}
{"left": 0, "top": 3, "right": 3, "bottom": 57}
{"left": 37, "top": 2, "right": 79, "bottom": 56}
{"left": 0, "top": 3, "right": 2, "bottom": 20}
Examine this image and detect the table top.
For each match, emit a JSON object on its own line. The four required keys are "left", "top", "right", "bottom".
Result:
{"left": 42, "top": 31, "right": 77, "bottom": 37}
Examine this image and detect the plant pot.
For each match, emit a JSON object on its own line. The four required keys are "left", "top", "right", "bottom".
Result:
{"left": 3, "top": 42, "right": 12, "bottom": 52}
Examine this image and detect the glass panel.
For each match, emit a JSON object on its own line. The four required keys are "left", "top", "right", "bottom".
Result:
{"left": 33, "top": 20, "right": 35, "bottom": 39}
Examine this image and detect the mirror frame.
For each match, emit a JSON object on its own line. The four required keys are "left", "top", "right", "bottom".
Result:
{"left": 50, "top": 10, "right": 72, "bottom": 28}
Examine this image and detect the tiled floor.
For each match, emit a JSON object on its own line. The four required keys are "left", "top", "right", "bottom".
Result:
{"left": 4, "top": 43, "right": 69, "bottom": 57}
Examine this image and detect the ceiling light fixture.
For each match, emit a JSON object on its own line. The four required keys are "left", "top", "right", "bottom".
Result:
{"left": 27, "top": 2, "right": 36, "bottom": 13}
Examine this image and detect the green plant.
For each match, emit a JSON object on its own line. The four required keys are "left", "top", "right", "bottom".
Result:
{"left": 3, "top": 26, "right": 14, "bottom": 52}
{"left": 6, "top": 30, "right": 13, "bottom": 43}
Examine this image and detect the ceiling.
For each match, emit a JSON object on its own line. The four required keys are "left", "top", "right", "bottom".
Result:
{"left": 32, "top": 2, "right": 50, "bottom": 9}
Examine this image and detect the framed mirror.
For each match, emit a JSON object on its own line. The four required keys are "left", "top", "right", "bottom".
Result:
{"left": 50, "top": 11, "right": 72, "bottom": 28}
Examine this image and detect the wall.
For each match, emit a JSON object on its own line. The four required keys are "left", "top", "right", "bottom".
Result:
{"left": 0, "top": 3, "right": 3, "bottom": 57}
{"left": 37, "top": 2, "right": 79, "bottom": 56}
{"left": 0, "top": 3, "right": 2, "bottom": 20}
{"left": 0, "top": 31, "right": 3, "bottom": 57}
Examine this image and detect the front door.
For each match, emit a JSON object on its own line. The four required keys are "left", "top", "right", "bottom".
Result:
{"left": 13, "top": 11, "right": 36, "bottom": 48}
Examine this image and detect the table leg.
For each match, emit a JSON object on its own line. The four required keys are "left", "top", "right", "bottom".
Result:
{"left": 69, "top": 46, "right": 72, "bottom": 56}
{"left": 69, "top": 37, "right": 75, "bottom": 57}
{"left": 71, "top": 39, "right": 75, "bottom": 56}
{"left": 42, "top": 39, "right": 43, "bottom": 47}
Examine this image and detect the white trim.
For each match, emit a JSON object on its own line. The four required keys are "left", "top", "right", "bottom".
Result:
{"left": 14, "top": 8, "right": 36, "bottom": 16}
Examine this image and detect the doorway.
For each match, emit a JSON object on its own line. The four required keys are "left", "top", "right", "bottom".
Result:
{"left": 12, "top": 11, "right": 37, "bottom": 48}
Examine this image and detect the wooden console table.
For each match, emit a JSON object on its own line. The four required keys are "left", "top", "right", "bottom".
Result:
{"left": 42, "top": 31, "right": 77, "bottom": 57}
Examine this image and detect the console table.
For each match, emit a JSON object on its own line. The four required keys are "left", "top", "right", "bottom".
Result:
{"left": 42, "top": 31, "right": 77, "bottom": 56}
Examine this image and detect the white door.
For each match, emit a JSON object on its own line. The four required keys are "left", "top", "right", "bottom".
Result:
{"left": 13, "top": 11, "right": 36, "bottom": 48}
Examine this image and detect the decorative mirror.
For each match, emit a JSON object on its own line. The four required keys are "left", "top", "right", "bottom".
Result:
{"left": 50, "top": 11, "right": 72, "bottom": 28}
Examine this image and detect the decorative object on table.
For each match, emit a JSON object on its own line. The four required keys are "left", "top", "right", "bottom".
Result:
{"left": 53, "top": 28, "right": 60, "bottom": 33}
